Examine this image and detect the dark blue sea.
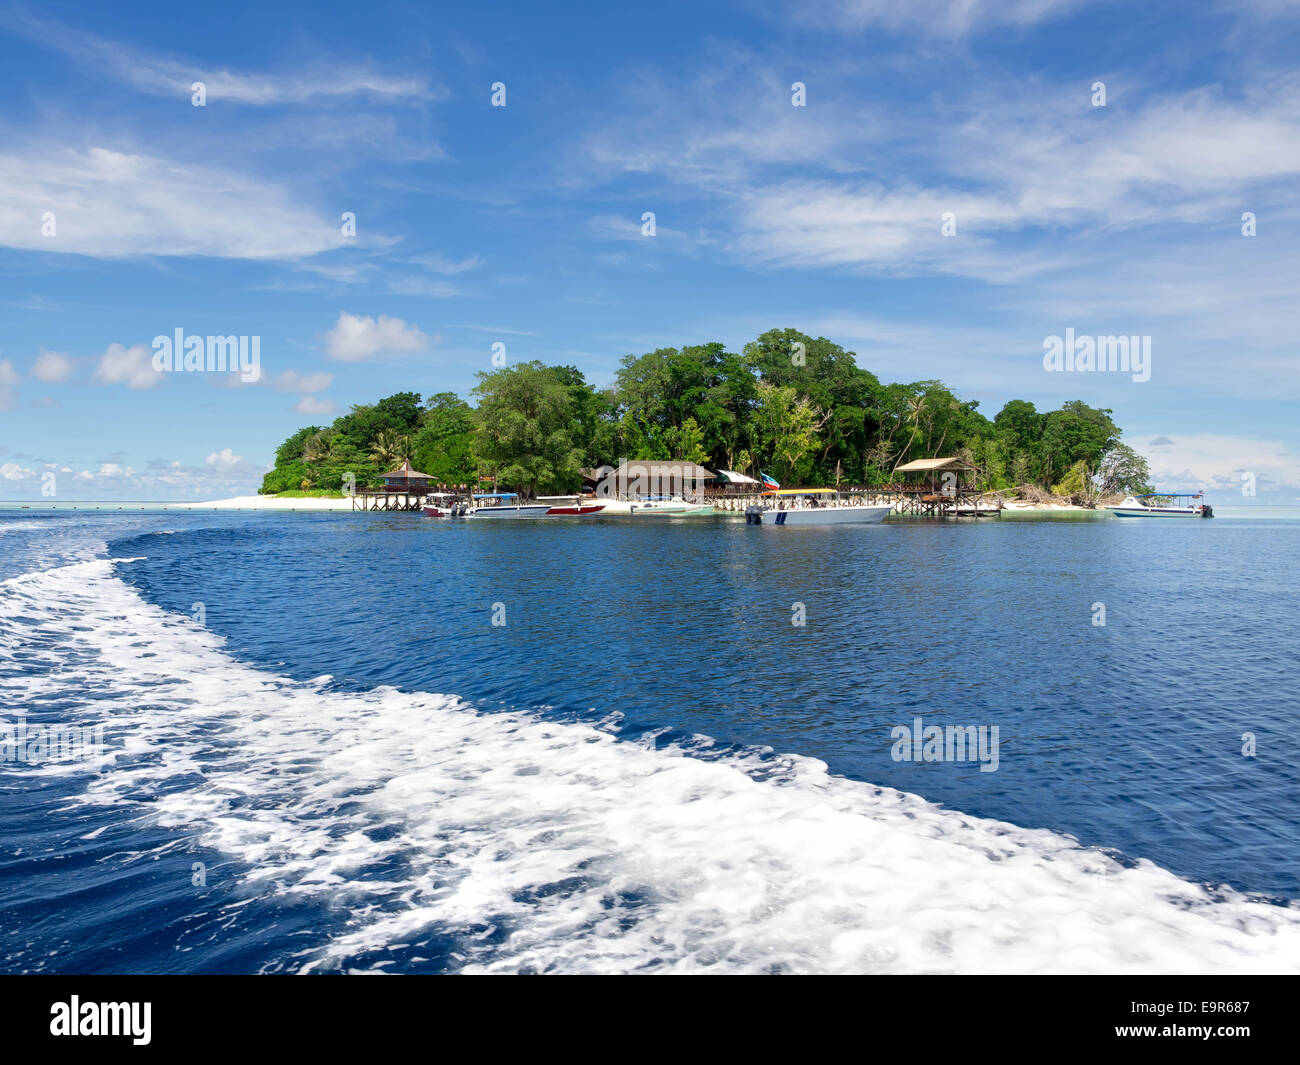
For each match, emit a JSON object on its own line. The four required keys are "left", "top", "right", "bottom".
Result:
{"left": 2, "top": 506, "right": 1299, "bottom": 973}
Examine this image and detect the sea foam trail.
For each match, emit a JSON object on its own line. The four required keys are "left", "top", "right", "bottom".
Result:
{"left": 3, "top": 559, "right": 1299, "bottom": 974}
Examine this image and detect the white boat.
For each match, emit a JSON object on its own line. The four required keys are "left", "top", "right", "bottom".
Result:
{"left": 628, "top": 496, "right": 714, "bottom": 517}
{"left": 421, "top": 492, "right": 469, "bottom": 518}
{"left": 1105, "top": 493, "right": 1213, "bottom": 518}
{"left": 745, "top": 489, "right": 892, "bottom": 526}
{"left": 466, "top": 492, "right": 552, "bottom": 519}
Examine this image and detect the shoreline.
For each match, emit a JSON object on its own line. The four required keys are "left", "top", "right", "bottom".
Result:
{"left": 161, "top": 495, "right": 1108, "bottom": 516}
{"left": 3, "top": 498, "right": 1294, "bottom": 518}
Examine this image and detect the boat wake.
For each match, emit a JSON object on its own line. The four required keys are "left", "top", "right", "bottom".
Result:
{"left": 3, "top": 558, "right": 1299, "bottom": 974}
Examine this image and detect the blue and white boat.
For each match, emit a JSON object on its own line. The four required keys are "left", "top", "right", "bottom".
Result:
{"left": 745, "top": 488, "right": 892, "bottom": 525}
{"left": 1106, "top": 493, "right": 1213, "bottom": 518}
{"left": 467, "top": 492, "right": 552, "bottom": 518}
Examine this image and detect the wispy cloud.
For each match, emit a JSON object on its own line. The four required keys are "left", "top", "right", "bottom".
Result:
{"left": 0, "top": 146, "right": 348, "bottom": 259}
{"left": 779, "top": 0, "right": 1087, "bottom": 37}
{"left": 2, "top": 11, "right": 439, "bottom": 105}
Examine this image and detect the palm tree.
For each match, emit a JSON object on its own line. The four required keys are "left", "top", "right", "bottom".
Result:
{"left": 370, "top": 430, "right": 411, "bottom": 470}
{"left": 303, "top": 429, "right": 335, "bottom": 464}
{"left": 891, "top": 393, "right": 928, "bottom": 473}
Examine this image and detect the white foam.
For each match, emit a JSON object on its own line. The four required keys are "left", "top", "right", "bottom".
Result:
{"left": 3, "top": 559, "right": 1299, "bottom": 974}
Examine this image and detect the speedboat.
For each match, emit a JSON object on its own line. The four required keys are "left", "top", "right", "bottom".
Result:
{"left": 466, "top": 492, "right": 552, "bottom": 518}
{"left": 745, "top": 488, "right": 892, "bottom": 525}
{"left": 1105, "top": 493, "right": 1213, "bottom": 518}
{"left": 545, "top": 503, "right": 607, "bottom": 516}
{"left": 421, "top": 492, "right": 469, "bottom": 518}
{"left": 628, "top": 496, "right": 714, "bottom": 517}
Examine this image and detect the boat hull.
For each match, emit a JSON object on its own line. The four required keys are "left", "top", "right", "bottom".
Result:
{"left": 545, "top": 504, "right": 607, "bottom": 516}
{"left": 628, "top": 504, "right": 714, "bottom": 517}
{"left": 750, "top": 505, "right": 892, "bottom": 525}
{"left": 1105, "top": 507, "right": 1203, "bottom": 518}
{"left": 467, "top": 505, "right": 553, "bottom": 519}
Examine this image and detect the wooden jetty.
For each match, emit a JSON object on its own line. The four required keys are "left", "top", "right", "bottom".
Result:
{"left": 707, "top": 457, "right": 1002, "bottom": 518}
{"left": 350, "top": 459, "right": 434, "bottom": 512}
{"left": 889, "top": 458, "right": 1000, "bottom": 518}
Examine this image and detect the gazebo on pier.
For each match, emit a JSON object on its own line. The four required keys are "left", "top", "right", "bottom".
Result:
{"left": 352, "top": 459, "right": 434, "bottom": 511}
{"left": 891, "top": 457, "right": 996, "bottom": 517}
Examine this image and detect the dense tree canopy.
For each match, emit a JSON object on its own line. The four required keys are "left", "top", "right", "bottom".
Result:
{"left": 260, "top": 328, "right": 1140, "bottom": 498}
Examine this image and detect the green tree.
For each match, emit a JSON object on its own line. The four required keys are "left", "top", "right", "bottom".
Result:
{"left": 1039, "top": 401, "right": 1119, "bottom": 487}
{"left": 754, "top": 380, "right": 826, "bottom": 483}
{"left": 473, "top": 361, "right": 585, "bottom": 496}
{"left": 411, "top": 393, "right": 477, "bottom": 486}
{"left": 369, "top": 429, "right": 412, "bottom": 470}
{"left": 1095, "top": 443, "right": 1152, "bottom": 496}
{"left": 276, "top": 425, "right": 324, "bottom": 467}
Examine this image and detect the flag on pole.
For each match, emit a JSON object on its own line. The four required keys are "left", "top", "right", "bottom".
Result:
{"left": 761, "top": 472, "right": 780, "bottom": 490}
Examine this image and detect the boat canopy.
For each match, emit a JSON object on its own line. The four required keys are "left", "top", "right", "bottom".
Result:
{"left": 473, "top": 492, "right": 518, "bottom": 499}
{"left": 894, "top": 457, "right": 974, "bottom": 473}
{"left": 771, "top": 487, "right": 835, "bottom": 495}
{"left": 1137, "top": 492, "right": 1202, "bottom": 498}
{"left": 714, "top": 469, "right": 761, "bottom": 484}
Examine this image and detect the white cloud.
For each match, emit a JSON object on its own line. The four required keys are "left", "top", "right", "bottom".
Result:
{"left": 0, "top": 359, "right": 19, "bottom": 387}
{"left": 205, "top": 448, "right": 246, "bottom": 472}
{"left": 31, "top": 348, "right": 75, "bottom": 382}
{"left": 0, "top": 146, "right": 348, "bottom": 260}
{"left": 322, "top": 312, "right": 431, "bottom": 362}
{"left": 272, "top": 370, "right": 334, "bottom": 394}
{"left": 0, "top": 462, "right": 33, "bottom": 480}
{"left": 294, "top": 396, "right": 338, "bottom": 416}
{"left": 94, "top": 343, "right": 161, "bottom": 390}
{"left": 74, "top": 462, "right": 137, "bottom": 481}
{"left": 574, "top": 63, "right": 1300, "bottom": 281}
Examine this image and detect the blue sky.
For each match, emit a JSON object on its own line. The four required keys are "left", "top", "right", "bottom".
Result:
{"left": 1, "top": 0, "right": 1298, "bottom": 500}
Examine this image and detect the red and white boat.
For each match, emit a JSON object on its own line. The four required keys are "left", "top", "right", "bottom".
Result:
{"left": 421, "top": 493, "right": 468, "bottom": 518}
{"left": 545, "top": 502, "right": 606, "bottom": 516}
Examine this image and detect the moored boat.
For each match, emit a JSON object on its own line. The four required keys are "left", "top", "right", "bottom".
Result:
{"left": 466, "top": 492, "right": 552, "bottom": 518}
{"left": 628, "top": 496, "right": 714, "bottom": 517}
{"left": 1105, "top": 493, "right": 1213, "bottom": 518}
{"left": 745, "top": 488, "right": 892, "bottom": 525}
{"left": 421, "top": 492, "right": 470, "bottom": 518}
{"left": 545, "top": 503, "right": 607, "bottom": 516}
